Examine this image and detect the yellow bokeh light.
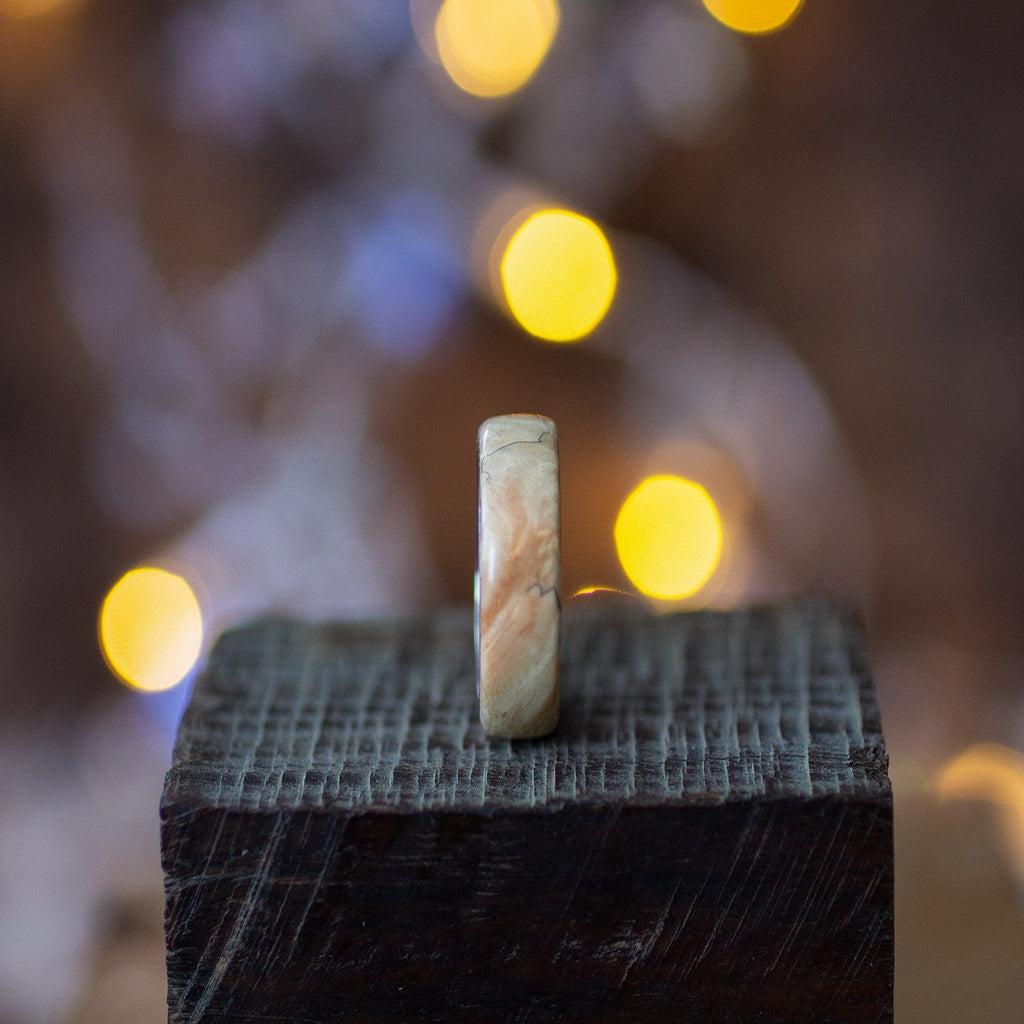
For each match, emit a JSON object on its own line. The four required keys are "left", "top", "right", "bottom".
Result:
{"left": 935, "top": 743, "right": 1024, "bottom": 876}
{"left": 474, "top": 187, "right": 547, "bottom": 306}
{"left": 99, "top": 567, "right": 203, "bottom": 692}
{"left": 701, "top": 0, "right": 804, "bottom": 35}
{"left": 434, "top": 0, "right": 559, "bottom": 98}
{"left": 0, "top": 0, "right": 80, "bottom": 17}
{"left": 614, "top": 476, "right": 723, "bottom": 600}
{"left": 935, "top": 743, "right": 1024, "bottom": 807}
{"left": 500, "top": 208, "right": 617, "bottom": 342}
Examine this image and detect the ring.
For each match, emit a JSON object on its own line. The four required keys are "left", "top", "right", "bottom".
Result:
{"left": 476, "top": 414, "right": 561, "bottom": 739}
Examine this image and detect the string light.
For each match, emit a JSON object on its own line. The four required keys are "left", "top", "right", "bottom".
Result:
{"left": 614, "top": 476, "right": 722, "bottom": 600}
{"left": 701, "top": 0, "right": 804, "bottom": 35}
{"left": 434, "top": 0, "right": 559, "bottom": 98}
{"left": 500, "top": 208, "right": 617, "bottom": 342}
{"left": 99, "top": 567, "right": 203, "bottom": 692}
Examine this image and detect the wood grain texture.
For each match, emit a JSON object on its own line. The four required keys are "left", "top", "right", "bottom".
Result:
{"left": 161, "top": 600, "right": 893, "bottom": 1023}
{"left": 476, "top": 414, "right": 560, "bottom": 739}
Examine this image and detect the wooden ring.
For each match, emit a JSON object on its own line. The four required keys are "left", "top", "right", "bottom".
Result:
{"left": 476, "top": 414, "right": 561, "bottom": 739}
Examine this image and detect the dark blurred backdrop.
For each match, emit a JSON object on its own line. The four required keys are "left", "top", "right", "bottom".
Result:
{"left": 2, "top": 1, "right": 1023, "bottom": 1021}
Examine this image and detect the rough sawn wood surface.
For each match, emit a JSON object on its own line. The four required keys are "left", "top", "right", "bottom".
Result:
{"left": 161, "top": 599, "right": 893, "bottom": 1023}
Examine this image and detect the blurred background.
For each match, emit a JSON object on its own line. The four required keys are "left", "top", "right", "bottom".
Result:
{"left": 1, "top": 0, "right": 1023, "bottom": 1020}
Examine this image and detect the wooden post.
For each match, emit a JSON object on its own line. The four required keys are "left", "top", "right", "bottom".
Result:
{"left": 161, "top": 600, "right": 893, "bottom": 1022}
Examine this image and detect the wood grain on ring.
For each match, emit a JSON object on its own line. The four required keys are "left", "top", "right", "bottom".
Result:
{"left": 477, "top": 414, "right": 560, "bottom": 738}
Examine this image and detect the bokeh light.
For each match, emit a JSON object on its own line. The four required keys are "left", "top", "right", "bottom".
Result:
{"left": 99, "top": 567, "right": 203, "bottom": 692}
{"left": 434, "top": 0, "right": 559, "bottom": 98}
{"left": 473, "top": 186, "right": 547, "bottom": 305}
{"left": 701, "top": 0, "right": 803, "bottom": 35}
{"left": 0, "top": 0, "right": 80, "bottom": 18}
{"left": 343, "top": 190, "right": 462, "bottom": 361}
{"left": 500, "top": 208, "right": 616, "bottom": 342}
{"left": 626, "top": 3, "right": 749, "bottom": 145}
{"left": 935, "top": 743, "right": 1024, "bottom": 806}
{"left": 935, "top": 743, "right": 1024, "bottom": 876}
{"left": 614, "top": 476, "right": 723, "bottom": 600}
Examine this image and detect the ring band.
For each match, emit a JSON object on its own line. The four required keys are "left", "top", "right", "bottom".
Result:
{"left": 476, "top": 414, "right": 561, "bottom": 739}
